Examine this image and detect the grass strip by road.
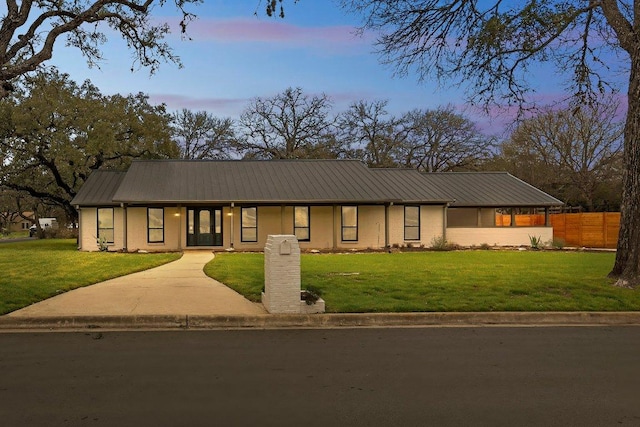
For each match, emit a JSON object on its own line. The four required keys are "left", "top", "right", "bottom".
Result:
{"left": 0, "top": 239, "right": 181, "bottom": 315}
{"left": 205, "top": 251, "right": 640, "bottom": 312}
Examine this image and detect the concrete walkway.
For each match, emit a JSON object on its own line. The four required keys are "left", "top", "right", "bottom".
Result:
{"left": 7, "top": 251, "right": 266, "bottom": 317}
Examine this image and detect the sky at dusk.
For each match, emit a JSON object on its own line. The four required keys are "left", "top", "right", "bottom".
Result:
{"left": 29, "top": 1, "right": 628, "bottom": 136}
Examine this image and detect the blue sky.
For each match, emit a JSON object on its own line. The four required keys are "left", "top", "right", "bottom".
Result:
{"left": 37, "top": 1, "right": 626, "bottom": 135}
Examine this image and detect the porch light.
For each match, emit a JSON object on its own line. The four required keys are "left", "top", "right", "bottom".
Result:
{"left": 174, "top": 212, "right": 181, "bottom": 217}
{"left": 227, "top": 212, "right": 233, "bottom": 216}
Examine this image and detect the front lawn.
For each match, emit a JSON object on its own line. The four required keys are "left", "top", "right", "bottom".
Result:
{"left": 205, "top": 250, "right": 640, "bottom": 312}
{"left": 0, "top": 239, "right": 181, "bottom": 315}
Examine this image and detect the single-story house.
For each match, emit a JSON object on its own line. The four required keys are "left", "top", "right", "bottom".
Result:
{"left": 70, "top": 159, "right": 563, "bottom": 252}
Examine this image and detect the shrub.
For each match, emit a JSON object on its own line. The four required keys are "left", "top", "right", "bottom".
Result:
{"left": 44, "top": 227, "right": 78, "bottom": 239}
{"left": 529, "top": 235, "right": 543, "bottom": 250}
{"left": 431, "top": 235, "right": 455, "bottom": 251}
{"left": 552, "top": 237, "right": 565, "bottom": 249}
{"left": 301, "top": 285, "right": 322, "bottom": 305}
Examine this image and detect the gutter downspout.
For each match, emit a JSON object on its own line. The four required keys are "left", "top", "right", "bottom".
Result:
{"left": 229, "top": 202, "right": 235, "bottom": 249}
{"left": 443, "top": 203, "right": 449, "bottom": 241}
{"left": 385, "top": 202, "right": 392, "bottom": 249}
{"left": 121, "top": 203, "right": 128, "bottom": 252}
{"left": 75, "top": 205, "right": 81, "bottom": 250}
{"left": 333, "top": 205, "right": 338, "bottom": 250}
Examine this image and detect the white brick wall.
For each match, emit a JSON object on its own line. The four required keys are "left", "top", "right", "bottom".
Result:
{"left": 262, "top": 235, "right": 302, "bottom": 314}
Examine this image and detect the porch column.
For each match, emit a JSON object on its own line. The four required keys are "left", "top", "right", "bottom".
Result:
{"left": 510, "top": 208, "right": 516, "bottom": 227}
{"left": 281, "top": 204, "right": 286, "bottom": 234}
{"left": 176, "top": 205, "right": 182, "bottom": 250}
{"left": 545, "top": 207, "right": 550, "bottom": 226}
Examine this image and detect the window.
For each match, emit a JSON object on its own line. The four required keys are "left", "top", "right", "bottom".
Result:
{"left": 97, "top": 208, "right": 114, "bottom": 244}
{"left": 294, "top": 206, "right": 310, "bottom": 241}
{"left": 241, "top": 207, "right": 257, "bottom": 242}
{"left": 341, "top": 206, "right": 358, "bottom": 241}
{"left": 148, "top": 208, "right": 164, "bottom": 243}
{"left": 404, "top": 206, "right": 420, "bottom": 240}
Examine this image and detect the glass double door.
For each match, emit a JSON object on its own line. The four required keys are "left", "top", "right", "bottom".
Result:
{"left": 187, "top": 208, "right": 223, "bottom": 246}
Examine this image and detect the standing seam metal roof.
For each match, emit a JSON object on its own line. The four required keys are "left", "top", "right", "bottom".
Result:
{"left": 71, "top": 161, "right": 563, "bottom": 207}
{"left": 419, "top": 172, "right": 563, "bottom": 207}
{"left": 110, "top": 159, "right": 447, "bottom": 204}
{"left": 70, "top": 170, "right": 126, "bottom": 206}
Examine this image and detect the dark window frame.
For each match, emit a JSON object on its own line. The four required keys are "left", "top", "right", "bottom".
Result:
{"left": 97, "top": 207, "right": 114, "bottom": 244}
{"left": 404, "top": 205, "right": 421, "bottom": 241}
{"left": 341, "top": 206, "right": 358, "bottom": 242}
{"left": 241, "top": 206, "right": 258, "bottom": 243}
{"left": 147, "top": 207, "right": 165, "bottom": 243}
{"left": 293, "top": 206, "right": 311, "bottom": 242}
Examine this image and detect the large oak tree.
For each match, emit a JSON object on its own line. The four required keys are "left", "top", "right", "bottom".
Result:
{"left": 172, "top": 109, "right": 236, "bottom": 160}
{"left": 0, "top": 0, "right": 200, "bottom": 98}
{"left": 333, "top": 0, "right": 640, "bottom": 288}
{"left": 235, "top": 87, "right": 339, "bottom": 159}
{"left": 499, "top": 100, "right": 623, "bottom": 211}
{"left": 399, "top": 106, "right": 493, "bottom": 172}
{"left": 0, "top": 69, "right": 178, "bottom": 222}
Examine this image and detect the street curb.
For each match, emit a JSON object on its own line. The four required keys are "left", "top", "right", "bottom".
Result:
{"left": 1, "top": 312, "right": 639, "bottom": 331}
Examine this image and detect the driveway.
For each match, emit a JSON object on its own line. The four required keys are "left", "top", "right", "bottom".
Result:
{"left": 7, "top": 251, "right": 266, "bottom": 317}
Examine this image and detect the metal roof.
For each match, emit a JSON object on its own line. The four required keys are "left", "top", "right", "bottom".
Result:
{"left": 110, "top": 159, "right": 447, "bottom": 204}
{"left": 72, "top": 162, "right": 563, "bottom": 208}
{"left": 420, "top": 172, "right": 564, "bottom": 207}
{"left": 369, "top": 168, "right": 451, "bottom": 204}
{"left": 71, "top": 170, "right": 126, "bottom": 206}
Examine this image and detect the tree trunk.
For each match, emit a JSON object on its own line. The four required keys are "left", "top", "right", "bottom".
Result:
{"left": 609, "top": 51, "right": 640, "bottom": 288}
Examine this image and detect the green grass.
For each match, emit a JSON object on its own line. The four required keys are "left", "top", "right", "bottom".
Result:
{"left": 0, "top": 239, "right": 181, "bottom": 315}
{"left": 0, "top": 230, "right": 29, "bottom": 240}
{"left": 205, "top": 251, "right": 640, "bottom": 313}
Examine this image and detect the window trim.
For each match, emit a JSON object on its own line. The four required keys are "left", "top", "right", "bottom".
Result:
{"left": 147, "top": 207, "right": 165, "bottom": 243}
{"left": 293, "top": 206, "right": 311, "bottom": 242}
{"left": 97, "top": 207, "right": 114, "bottom": 244}
{"left": 241, "top": 206, "right": 258, "bottom": 243}
{"left": 404, "top": 205, "right": 421, "bottom": 241}
{"left": 341, "top": 206, "right": 358, "bottom": 242}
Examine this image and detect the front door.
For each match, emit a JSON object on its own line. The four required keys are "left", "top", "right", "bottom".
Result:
{"left": 187, "top": 208, "right": 223, "bottom": 246}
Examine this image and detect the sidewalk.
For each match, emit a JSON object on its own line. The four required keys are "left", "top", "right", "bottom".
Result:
{"left": 5, "top": 251, "right": 266, "bottom": 318}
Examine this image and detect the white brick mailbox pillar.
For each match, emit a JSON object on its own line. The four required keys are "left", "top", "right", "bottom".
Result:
{"left": 262, "top": 235, "right": 301, "bottom": 314}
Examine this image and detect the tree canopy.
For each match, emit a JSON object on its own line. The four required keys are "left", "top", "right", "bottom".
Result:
{"left": 0, "top": 0, "right": 200, "bottom": 98}
{"left": 490, "top": 99, "right": 623, "bottom": 211}
{"left": 0, "top": 69, "right": 178, "bottom": 221}
{"left": 235, "top": 87, "right": 338, "bottom": 159}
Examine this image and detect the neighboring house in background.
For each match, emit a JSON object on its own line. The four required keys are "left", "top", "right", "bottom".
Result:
{"left": 5, "top": 212, "right": 34, "bottom": 233}
{"left": 70, "top": 160, "right": 563, "bottom": 252}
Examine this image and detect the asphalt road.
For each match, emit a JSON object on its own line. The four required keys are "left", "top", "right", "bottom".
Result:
{"left": 1, "top": 327, "right": 639, "bottom": 427}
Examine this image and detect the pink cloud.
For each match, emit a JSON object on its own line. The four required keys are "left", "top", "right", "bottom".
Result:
{"left": 457, "top": 91, "right": 629, "bottom": 136}
{"left": 166, "top": 17, "right": 372, "bottom": 51}
{"left": 149, "top": 94, "right": 249, "bottom": 117}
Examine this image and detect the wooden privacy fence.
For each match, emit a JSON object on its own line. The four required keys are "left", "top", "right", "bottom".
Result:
{"left": 495, "top": 214, "right": 546, "bottom": 227}
{"left": 551, "top": 212, "right": 620, "bottom": 249}
{"left": 495, "top": 212, "right": 620, "bottom": 248}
